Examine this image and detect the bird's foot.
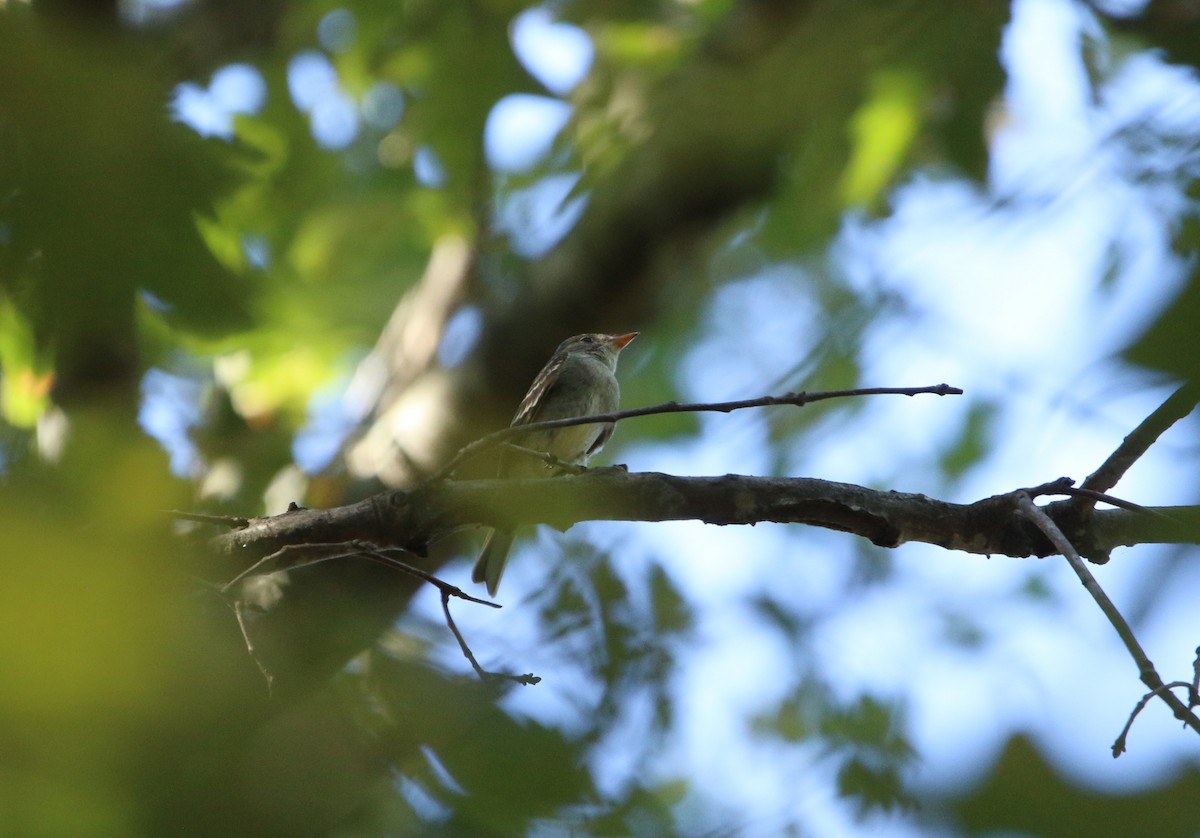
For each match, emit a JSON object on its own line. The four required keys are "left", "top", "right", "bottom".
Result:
{"left": 583, "top": 463, "right": 629, "bottom": 475}
{"left": 550, "top": 458, "right": 589, "bottom": 475}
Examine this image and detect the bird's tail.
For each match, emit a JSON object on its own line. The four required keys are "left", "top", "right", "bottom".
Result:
{"left": 472, "top": 529, "right": 514, "bottom": 597}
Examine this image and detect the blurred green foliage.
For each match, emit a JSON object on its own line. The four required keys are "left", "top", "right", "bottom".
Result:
{"left": 955, "top": 736, "right": 1200, "bottom": 838}
{"left": 0, "top": 0, "right": 1196, "bottom": 835}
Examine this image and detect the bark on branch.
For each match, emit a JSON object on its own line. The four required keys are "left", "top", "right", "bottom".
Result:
{"left": 208, "top": 470, "right": 1200, "bottom": 569}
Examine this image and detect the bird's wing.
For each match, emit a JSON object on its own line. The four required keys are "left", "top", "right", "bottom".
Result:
{"left": 510, "top": 353, "right": 567, "bottom": 427}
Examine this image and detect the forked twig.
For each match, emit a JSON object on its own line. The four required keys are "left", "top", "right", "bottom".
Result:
{"left": 438, "top": 588, "right": 540, "bottom": 686}
{"left": 1112, "top": 680, "right": 1196, "bottom": 758}
{"left": 221, "top": 541, "right": 373, "bottom": 593}
{"left": 223, "top": 541, "right": 535, "bottom": 685}
{"left": 358, "top": 549, "right": 538, "bottom": 684}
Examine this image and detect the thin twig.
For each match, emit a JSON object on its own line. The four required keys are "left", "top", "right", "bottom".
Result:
{"left": 1017, "top": 494, "right": 1152, "bottom": 672}
{"left": 1112, "top": 681, "right": 1194, "bottom": 758}
{"left": 220, "top": 539, "right": 501, "bottom": 611}
{"left": 221, "top": 542, "right": 374, "bottom": 593}
{"left": 1056, "top": 486, "right": 1179, "bottom": 521}
{"left": 219, "top": 543, "right": 387, "bottom": 691}
{"left": 169, "top": 509, "right": 250, "bottom": 529}
{"left": 1015, "top": 493, "right": 1200, "bottom": 754}
{"left": 359, "top": 550, "right": 536, "bottom": 683}
{"left": 500, "top": 442, "right": 590, "bottom": 474}
{"left": 1191, "top": 646, "right": 1200, "bottom": 708}
{"left": 1077, "top": 382, "right": 1200, "bottom": 505}
{"left": 360, "top": 549, "right": 499, "bottom": 609}
{"left": 439, "top": 589, "right": 540, "bottom": 686}
{"left": 1023, "top": 478, "right": 1178, "bottom": 521}
{"left": 428, "top": 383, "right": 963, "bottom": 483}
{"left": 232, "top": 600, "right": 275, "bottom": 696}
{"left": 222, "top": 540, "right": 528, "bottom": 685}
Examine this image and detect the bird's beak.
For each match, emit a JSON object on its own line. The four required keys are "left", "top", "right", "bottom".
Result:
{"left": 608, "top": 332, "right": 638, "bottom": 350}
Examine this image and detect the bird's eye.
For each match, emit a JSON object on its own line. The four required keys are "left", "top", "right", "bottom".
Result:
{"left": 581, "top": 335, "right": 595, "bottom": 343}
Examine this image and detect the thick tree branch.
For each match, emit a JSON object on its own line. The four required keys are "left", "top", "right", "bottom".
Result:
{"left": 207, "top": 471, "right": 1200, "bottom": 567}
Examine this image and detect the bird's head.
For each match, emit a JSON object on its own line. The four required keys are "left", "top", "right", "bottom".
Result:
{"left": 558, "top": 332, "right": 638, "bottom": 364}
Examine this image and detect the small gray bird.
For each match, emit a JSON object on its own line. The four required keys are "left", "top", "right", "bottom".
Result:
{"left": 472, "top": 332, "right": 638, "bottom": 596}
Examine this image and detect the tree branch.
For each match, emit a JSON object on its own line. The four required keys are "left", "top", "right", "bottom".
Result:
{"left": 1112, "top": 681, "right": 1197, "bottom": 759}
{"left": 429, "top": 383, "right": 963, "bottom": 482}
{"left": 205, "top": 470, "right": 1200, "bottom": 568}
{"left": 1015, "top": 493, "right": 1200, "bottom": 753}
{"left": 1077, "top": 382, "right": 1199, "bottom": 502}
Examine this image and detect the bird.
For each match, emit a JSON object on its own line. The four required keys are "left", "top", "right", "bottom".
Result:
{"left": 472, "top": 332, "right": 638, "bottom": 596}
